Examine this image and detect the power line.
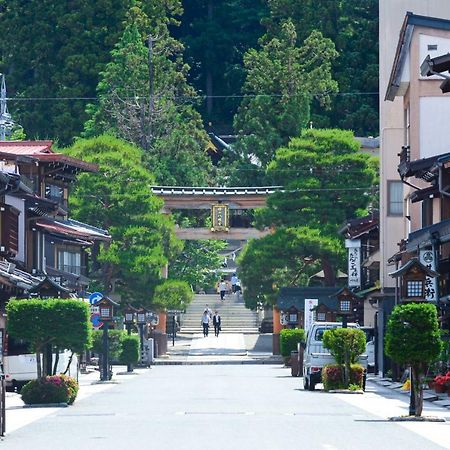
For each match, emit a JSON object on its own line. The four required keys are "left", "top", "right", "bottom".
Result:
{"left": 5, "top": 91, "right": 379, "bottom": 102}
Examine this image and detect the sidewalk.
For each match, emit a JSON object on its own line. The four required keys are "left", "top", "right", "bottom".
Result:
{"left": 157, "top": 332, "right": 283, "bottom": 365}
{"left": 4, "top": 365, "right": 148, "bottom": 436}
{"left": 368, "top": 374, "right": 450, "bottom": 410}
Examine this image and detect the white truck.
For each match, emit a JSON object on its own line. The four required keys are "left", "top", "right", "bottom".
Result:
{"left": 2, "top": 335, "right": 78, "bottom": 391}
{"left": 302, "top": 322, "right": 368, "bottom": 391}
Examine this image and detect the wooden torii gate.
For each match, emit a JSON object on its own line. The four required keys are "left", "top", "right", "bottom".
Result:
{"left": 151, "top": 186, "right": 282, "bottom": 240}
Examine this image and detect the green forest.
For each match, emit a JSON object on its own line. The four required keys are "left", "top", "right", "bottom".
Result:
{"left": 0, "top": 0, "right": 378, "bottom": 148}
{"left": 0, "top": 0, "right": 379, "bottom": 307}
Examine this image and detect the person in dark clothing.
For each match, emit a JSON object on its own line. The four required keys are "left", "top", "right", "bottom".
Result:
{"left": 213, "top": 311, "right": 221, "bottom": 337}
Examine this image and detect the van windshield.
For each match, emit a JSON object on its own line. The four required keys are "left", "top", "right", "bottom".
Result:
{"left": 314, "top": 327, "right": 338, "bottom": 341}
{"left": 6, "top": 336, "right": 32, "bottom": 356}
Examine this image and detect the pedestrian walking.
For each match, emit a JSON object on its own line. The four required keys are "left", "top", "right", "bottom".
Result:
{"left": 201, "top": 310, "right": 210, "bottom": 337}
{"left": 205, "top": 304, "right": 212, "bottom": 319}
{"left": 231, "top": 273, "right": 238, "bottom": 293}
{"left": 213, "top": 310, "right": 221, "bottom": 337}
{"left": 218, "top": 279, "right": 227, "bottom": 301}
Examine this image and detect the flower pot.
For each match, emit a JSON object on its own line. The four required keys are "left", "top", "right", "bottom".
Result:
{"left": 434, "top": 384, "right": 446, "bottom": 394}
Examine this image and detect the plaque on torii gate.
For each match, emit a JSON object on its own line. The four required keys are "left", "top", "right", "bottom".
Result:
{"left": 211, "top": 204, "right": 229, "bottom": 232}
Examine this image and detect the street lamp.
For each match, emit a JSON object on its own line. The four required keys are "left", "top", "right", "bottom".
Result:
{"left": 123, "top": 305, "right": 137, "bottom": 373}
{"left": 136, "top": 307, "right": 148, "bottom": 365}
{"left": 96, "top": 297, "right": 118, "bottom": 381}
{"left": 335, "top": 287, "right": 357, "bottom": 328}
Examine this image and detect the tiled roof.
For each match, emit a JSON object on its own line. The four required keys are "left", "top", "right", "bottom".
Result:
{"left": 0, "top": 141, "right": 97, "bottom": 172}
{"left": 35, "top": 218, "right": 111, "bottom": 242}
{"left": 277, "top": 287, "right": 341, "bottom": 311}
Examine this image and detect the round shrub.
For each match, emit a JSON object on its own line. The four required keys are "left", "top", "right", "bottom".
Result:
{"left": 21, "top": 375, "right": 79, "bottom": 405}
{"left": 322, "top": 364, "right": 365, "bottom": 391}
{"left": 280, "top": 328, "right": 306, "bottom": 358}
{"left": 119, "top": 335, "right": 140, "bottom": 366}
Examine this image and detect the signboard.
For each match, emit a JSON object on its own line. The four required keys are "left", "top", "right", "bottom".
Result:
{"left": 0, "top": 329, "right": 3, "bottom": 363}
{"left": 90, "top": 313, "right": 103, "bottom": 330}
{"left": 211, "top": 204, "right": 229, "bottom": 232}
{"left": 420, "top": 249, "right": 438, "bottom": 302}
{"left": 89, "top": 292, "right": 103, "bottom": 305}
{"left": 346, "top": 239, "right": 361, "bottom": 288}
{"left": 304, "top": 298, "right": 318, "bottom": 332}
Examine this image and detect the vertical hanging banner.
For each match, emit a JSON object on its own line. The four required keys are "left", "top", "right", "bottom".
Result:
{"left": 346, "top": 239, "right": 361, "bottom": 288}
{"left": 420, "top": 249, "right": 438, "bottom": 302}
{"left": 304, "top": 298, "right": 318, "bottom": 332}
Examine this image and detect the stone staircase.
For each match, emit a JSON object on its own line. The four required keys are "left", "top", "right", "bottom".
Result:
{"left": 180, "top": 293, "right": 259, "bottom": 334}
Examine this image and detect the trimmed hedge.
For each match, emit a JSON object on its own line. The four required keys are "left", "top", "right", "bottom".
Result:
{"left": 322, "top": 364, "right": 365, "bottom": 391}
{"left": 120, "top": 335, "right": 140, "bottom": 366}
{"left": 21, "top": 375, "right": 79, "bottom": 405}
{"left": 280, "top": 328, "right": 306, "bottom": 358}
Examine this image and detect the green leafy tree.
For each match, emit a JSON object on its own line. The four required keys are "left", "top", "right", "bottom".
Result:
{"left": 7, "top": 299, "right": 91, "bottom": 379}
{"left": 84, "top": 1, "right": 213, "bottom": 186}
{"left": 0, "top": 0, "right": 133, "bottom": 145}
{"left": 238, "top": 227, "right": 343, "bottom": 309}
{"left": 323, "top": 328, "right": 366, "bottom": 388}
{"left": 64, "top": 135, "right": 182, "bottom": 304}
{"left": 152, "top": 279, "right": 193, "bottom": 311}
{"left": 258, "top": 129, "right": 378, "bottom": 233}
{"left": 169, "top": 240, "right": 227, "bottom": 291}
{"left": 385, "top": 303, "right": 443, "bottom": 417}
{"left": 221, "top": 20, "right": 338, "bottom": 186}
{"left": 266, "top": 0, "right": 379, "bottom": 135}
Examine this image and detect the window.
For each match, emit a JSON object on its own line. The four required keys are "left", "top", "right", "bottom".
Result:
{"left": 388, "top": 181, "right": 403, "bottom": 216}
{"left": 407, "top": 280, "right": 423, "bottom": 297}
{"left": 57, "top": 250, "right": 81, "bottom": 275}
{"left": 317, "top": 312, "right": 326, "bottom": 321}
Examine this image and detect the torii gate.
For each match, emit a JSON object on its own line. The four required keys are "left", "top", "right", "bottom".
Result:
{"left": 151, "top": 186, "right": 282, "bottom": 240}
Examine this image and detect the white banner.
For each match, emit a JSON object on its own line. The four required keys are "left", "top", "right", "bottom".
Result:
{"left": 304, "top": 298, "right": 318, "bottom": 332}
{"left": 420, "top": 249, "right": 438, "bottom": 302}
{"left": 348, "top": 247, "right": 361, "bottom": 288}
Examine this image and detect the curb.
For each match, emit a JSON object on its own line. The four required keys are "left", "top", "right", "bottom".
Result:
{"left": 23, "top": 403, "right": 68, "bottom": 408}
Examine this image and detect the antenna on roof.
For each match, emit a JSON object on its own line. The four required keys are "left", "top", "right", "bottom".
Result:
{"left": 0, "top": 73, "right": 15, "bottom": 141}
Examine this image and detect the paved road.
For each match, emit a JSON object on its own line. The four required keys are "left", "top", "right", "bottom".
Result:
{"left": 2, "top": 365, "right": 450, "bottom": 450}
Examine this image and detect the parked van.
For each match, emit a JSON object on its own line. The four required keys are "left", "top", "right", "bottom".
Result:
{"left": 3, "top": 335, "right": 78, "bottom": 390}
{"left": 302, "top": 322, "right": 368, "bottom": 391}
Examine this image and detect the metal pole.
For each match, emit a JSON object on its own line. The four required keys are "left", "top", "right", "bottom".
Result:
{"left": 342, "top": 314, "right": 348, "bottom": 329}
{"left": 409, "top": 366, "right": 416, "bottom": 416}
{"left": 139, "top": 324, "right": 144, "bottom": 364}
{"left": 172, "top": 315, "right": 175, "bottom": 347}
{"left": 126, "top": 324, "right": 132, "bottom": 373}
{"left": 0, "top": 374, "right": 5, "bottom": 436}
{"left": 101, "top": 322, "right": 109, "bottom": 381}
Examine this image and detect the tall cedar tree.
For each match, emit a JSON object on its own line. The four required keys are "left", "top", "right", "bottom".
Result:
{"left": 266, "top": 0, "right": 379, "bottom": 135}
{"left": 84, "top": 1, "right": 213, "bottom": 186}
{"left": 63, "top": 135, "right": 182, "bottom": 305}
{"left": 221, "top": 20, "right": 338, "bottom": 186}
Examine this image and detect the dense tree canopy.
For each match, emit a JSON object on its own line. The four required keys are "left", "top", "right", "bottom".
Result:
{"left": 221, "top": 21, "right": 338, "bottom": 186}
{"left": 256, "top": 128, "right": 378, "bottom": 233}
{"left": 84, "top": 2, "right": 213, "bottom": 186}
{"left": 63, "top": 134, "right": 182, "bottom": 305}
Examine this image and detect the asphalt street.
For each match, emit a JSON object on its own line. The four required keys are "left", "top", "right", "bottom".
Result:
{"left": 2, "top": 364, "right": 450, "bottom": 450}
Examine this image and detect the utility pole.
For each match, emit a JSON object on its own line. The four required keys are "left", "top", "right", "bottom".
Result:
{"left": 147, "top": 34, "right": 155, "bottom": 149}
{"left": 0, "top": 74, "right": 14, "bottom": 141}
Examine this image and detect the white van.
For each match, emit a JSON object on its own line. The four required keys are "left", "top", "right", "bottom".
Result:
{"left": 2, "top": 335, "right": 78, "bottom": 390}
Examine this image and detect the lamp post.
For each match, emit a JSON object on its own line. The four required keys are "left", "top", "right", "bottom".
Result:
{"left": 97, "top": 297, "right": 117, "bottom": 381}
{"left": 136, "top": 308, "right": 147, "bottom": 365}
{"left": 123, "top": 305, "right": 137, "bottom": 373}
{"left": 335, "top": 287, "right": 357, "bottom": 328}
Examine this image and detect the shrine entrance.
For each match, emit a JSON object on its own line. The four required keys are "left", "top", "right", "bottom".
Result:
{"left": 151, "top": 185, "right": 281, "bottom": 240}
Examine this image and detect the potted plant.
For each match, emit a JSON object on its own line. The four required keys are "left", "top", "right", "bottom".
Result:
{"left": 433, "top": 372, "right": 450, "bottom": 394}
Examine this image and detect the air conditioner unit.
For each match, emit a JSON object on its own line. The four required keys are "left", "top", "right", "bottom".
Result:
{"left": 0, "top": 246, "right": 5, "bottom": 252}
{"left": 6, "top": 263, "right": 16, "bottom": 274}
{"left": 32, "top": 268, "right": 37, "bottom": 274}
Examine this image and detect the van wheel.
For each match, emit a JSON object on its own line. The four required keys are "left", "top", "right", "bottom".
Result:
{"left": 304, "top": 376, "right": 309, "bottom": 390}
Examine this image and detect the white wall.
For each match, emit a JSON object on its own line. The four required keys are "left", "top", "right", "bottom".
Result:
{"left": 420, "top": 96, "right": 450, "bottom": 158}
{"left": 4, "top": 195, "right": 25, "bottom": 262}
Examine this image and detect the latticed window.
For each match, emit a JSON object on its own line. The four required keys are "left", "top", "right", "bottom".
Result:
{"left": 407, "top": 280, "right": 423, "bottom": 297}
{"left": 340, "top": 300, "right": 351, "bottom": 312}
{"left": 317, "top": 312, "right": 326, "bottom": 321}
